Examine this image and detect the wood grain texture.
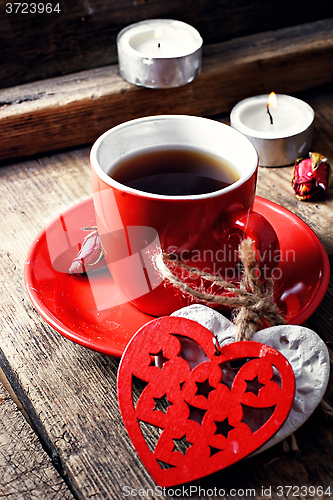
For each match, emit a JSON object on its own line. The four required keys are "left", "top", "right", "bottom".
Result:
{"left": 0, "top": 86, "right": 332, "bottom": 499}
{"left": 0, "top": 18, "right": 333, "bottom": 161}
{"left": 0, "top": 378, "right": 74, "bottom": 499}
{"left": 1, "top": 0, "right": 333, "bottom": 89}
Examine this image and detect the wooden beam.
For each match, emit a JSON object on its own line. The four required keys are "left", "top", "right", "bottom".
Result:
{"left": 0, "top": 18, "right": 333, "bottom": 161}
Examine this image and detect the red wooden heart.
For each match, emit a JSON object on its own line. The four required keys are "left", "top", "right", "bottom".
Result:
{"left": 117, "top": 316, "right": 295, "bottom": 487}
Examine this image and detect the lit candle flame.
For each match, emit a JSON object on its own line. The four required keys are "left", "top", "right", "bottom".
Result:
{"left": 267, "top": 92, "right": 277, "bottom": 125}
{"left": 154, "top": 28, "right": 163, "bottom": 39}
{"left": 267, "top": 92, "right": 277, "bottom": 109}
{"left": 154, "top": 27, "right": 163, "bottom": 49}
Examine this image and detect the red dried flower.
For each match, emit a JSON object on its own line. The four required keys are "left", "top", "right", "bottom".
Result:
{"left": 291, "top": 152, "right": 331, "bottom": 201}
{"left": 69, "top": 226, "right": 106, "bottom": 275}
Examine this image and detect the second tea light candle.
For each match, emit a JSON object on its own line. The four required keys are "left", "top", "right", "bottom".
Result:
{"left": 117, "top": 19, "right": 202, "bottom": 89}
{"left": 230, "top": 94, "right": 315, "bottom": 167}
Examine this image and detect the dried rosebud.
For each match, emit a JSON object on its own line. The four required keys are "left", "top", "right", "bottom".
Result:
{"left": 69, "top": 226, "right": 106, "bottom": 275}
{"left": 291, "top": 152, "right": 331, "bottom": 201}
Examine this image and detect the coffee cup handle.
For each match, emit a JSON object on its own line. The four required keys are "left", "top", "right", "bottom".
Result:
{"left": 231, "top": 210, "right": 280, "bottom": 276}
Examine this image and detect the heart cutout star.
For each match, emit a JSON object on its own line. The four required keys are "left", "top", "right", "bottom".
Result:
{"left": 117, "top": 316, "right": 295, "bottom": 487}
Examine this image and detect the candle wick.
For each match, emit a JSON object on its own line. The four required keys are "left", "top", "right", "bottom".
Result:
{"left": 158, "top": 42, "right": 161, "bottom": 48}
{"left": 267, "top": 104, "right": 274, "bottom": 125}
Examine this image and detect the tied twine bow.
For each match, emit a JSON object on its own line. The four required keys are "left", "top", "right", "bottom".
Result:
{"left": 155, "top": 238, "right": 285, "bottom": 341}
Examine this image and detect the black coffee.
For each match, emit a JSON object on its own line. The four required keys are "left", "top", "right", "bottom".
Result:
{"left": 109, "top": 147, "right": 240, "bottom": 196}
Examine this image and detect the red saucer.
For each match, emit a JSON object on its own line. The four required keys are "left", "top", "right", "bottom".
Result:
{"left": 24, "top": 196, "right": 330, "bottom": 358}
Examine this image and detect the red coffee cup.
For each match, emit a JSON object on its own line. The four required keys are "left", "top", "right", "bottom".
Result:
{"left": 90, "top": 115, "right": 279, "bottom": 316}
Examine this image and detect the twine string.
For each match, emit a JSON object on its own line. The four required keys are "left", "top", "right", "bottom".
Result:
{"left": 155, "top": 238, "right": 285, "bottom": 341}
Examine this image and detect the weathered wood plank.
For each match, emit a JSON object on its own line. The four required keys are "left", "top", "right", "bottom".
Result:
{"left": 0, "top": 19, "right": 333, "bottom": 161}
{"left": 1, "top": 0, "right": 333, "bottom": 89}
{"left": 0, "top": 376, "right": 74, "bottom": 499}
{"left": 0, "top": 86, "right": 332, "bottom": 499}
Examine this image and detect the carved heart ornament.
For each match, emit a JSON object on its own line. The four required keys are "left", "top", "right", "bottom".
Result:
{"left": 117, "top": 316, "right": 295, "bottom": 487}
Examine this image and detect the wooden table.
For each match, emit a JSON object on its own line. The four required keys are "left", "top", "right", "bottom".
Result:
{"left": 0, "top": 84, "right": 333, "bottom": 500}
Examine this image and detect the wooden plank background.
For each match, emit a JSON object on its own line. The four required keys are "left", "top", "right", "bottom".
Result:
{"left": 0, "top": 374, "right": 74, "bottom": 499}
{"left": 0, "top": 18, "right": 333, "bottom": 161}
{"left": 1, "top": 0, "right": 333, "bottom": 89}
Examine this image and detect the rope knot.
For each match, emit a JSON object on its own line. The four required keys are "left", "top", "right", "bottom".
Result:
{"left": 155, "top": 238, "right": 285, "bottom": 341}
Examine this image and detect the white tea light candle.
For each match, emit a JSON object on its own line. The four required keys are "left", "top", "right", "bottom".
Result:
{"left": 117, "top": 19, "right": 202, "bottom": 89}
{"left": 230, "top": 94, "right": 315, "bottom": 167}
